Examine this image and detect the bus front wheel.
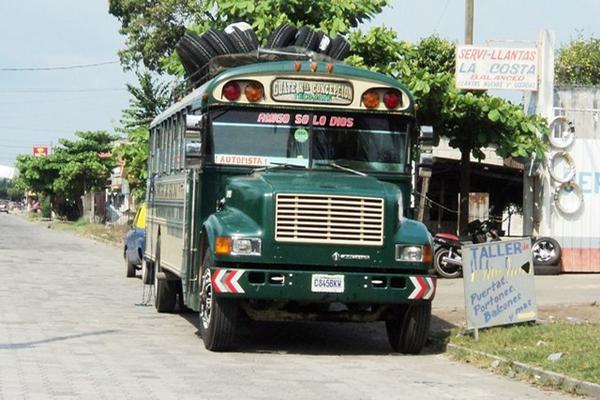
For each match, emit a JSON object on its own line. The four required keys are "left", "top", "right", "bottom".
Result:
{"left": 199, "top": 252, "right": 238, "bottom": 351}
{"left": 386, "top": 302, "right": 431, "bottom": 354}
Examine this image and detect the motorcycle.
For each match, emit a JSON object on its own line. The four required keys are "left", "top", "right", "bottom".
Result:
{"left": 433, "top": 218, "right": 502, "bottom": 279}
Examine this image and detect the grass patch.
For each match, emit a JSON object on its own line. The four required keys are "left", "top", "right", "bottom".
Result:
{"left": 449, "top": 322, "right": 600, "bottom": 385}
{"left": 49, "top": 218, "right": 129, "bottom": 244}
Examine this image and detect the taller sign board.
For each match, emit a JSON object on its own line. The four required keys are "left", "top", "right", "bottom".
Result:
{"left": 455, "top": 45, "right": 538, "bottom": 91}
{"left": 463, "top": 238, "right": 537, "bottom": 330}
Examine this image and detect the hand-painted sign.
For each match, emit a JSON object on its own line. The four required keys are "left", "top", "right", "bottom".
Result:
{"left": 463, "top": 238, "right": 537, "bottom": 330}
{"left": 455, "top": 45, "right": 538, "bottom": 91}
{"left": 33, "top": 146, "right": 48, "bottom": 157}
{"left": 271, "top": 79, "right": 353, "bottom": 105}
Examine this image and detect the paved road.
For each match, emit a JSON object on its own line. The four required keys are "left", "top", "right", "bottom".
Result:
{"left": 0, "top": 214, "right": 581, "bottom": 399}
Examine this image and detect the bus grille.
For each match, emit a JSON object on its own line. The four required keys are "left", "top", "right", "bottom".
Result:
{"left": 275, "top": 194, "right": 385, "bottom": 246}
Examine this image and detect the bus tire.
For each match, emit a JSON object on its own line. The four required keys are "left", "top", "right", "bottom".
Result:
{"left": 327, "top": 35, "right": 351, "bottom": 60}
{"left": 386, "top": 302, "right": 431, "bottom": 354}
{"left": 153, "top": 240, "right": 177, "bottom": 313}
{"left": 266, "top": 23, "right": 298, "bottom": 48}
{"left": 317, "top": 34, "right": 332, "bottom": 53}
{"left": 126, "top": 260, "right": 136, "bottom": 278}
{"left": 294, "top": 26, "right": 321, "bottom": 51}
{"left": 203, "top": 28, "right": 237, "bottom": 55}
{"left": 155, "top": 277, "right": 177, "bottom": 312}
{"left": 224, "top": 23, "right": 258, "bottom": 53}
{"left": 199, "top": 252, "right": 238, "bottom": 351}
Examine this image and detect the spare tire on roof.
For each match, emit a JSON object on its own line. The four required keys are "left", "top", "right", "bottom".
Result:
{"left": 327, "top": 35, "right": 351, "bottom": 60}
{"left": 294, "top": 26, "right": 321, "bottom": 51}
{"left": 176, "top": 32, "right": 218, "bottom": 83}
{"left": 317, "top": 34, "right": 332, "bottom": 54}
{"left": 266, "top": 23, "right": 298, "bottom": 48}
{"left": 175, "top": 42, "right": 201, "bottom": 79}
{"left": 224, "top": 22, "right": 259, "bottom": 53}
{"left": 203, "top": 28, "right": 238, "bottom": 55}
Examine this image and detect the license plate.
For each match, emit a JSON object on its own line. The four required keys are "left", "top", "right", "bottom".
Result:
{"left": 311, "top": 274, "right": 344, "bottom": 293}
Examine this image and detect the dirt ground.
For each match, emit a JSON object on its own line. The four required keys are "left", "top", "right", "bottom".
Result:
{"left": 431, "top": 301, "right": 600, "bottom": 331}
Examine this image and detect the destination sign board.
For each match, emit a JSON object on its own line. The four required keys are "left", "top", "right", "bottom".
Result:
{"left": 271, "top": 79, "right": 353, "bottom": 105}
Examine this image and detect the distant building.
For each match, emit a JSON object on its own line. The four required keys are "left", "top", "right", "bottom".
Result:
{"left": 0, "top": 165, "right": 16, "bottom": 179}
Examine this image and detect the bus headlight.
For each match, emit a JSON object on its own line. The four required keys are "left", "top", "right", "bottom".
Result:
{"left": 231, "top": 238, "right": 262, "bottom": 256}
{"left": 395, "top": 245, "right": 432, "bottom": 262}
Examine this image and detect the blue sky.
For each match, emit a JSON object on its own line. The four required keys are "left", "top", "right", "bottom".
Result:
{"left": 1, "top": 0, "right": 599, "bottom": 168}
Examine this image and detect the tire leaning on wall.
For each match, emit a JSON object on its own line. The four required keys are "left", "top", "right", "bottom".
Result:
{"left": 553, "top": 181, "right": 584, "bottom": 215}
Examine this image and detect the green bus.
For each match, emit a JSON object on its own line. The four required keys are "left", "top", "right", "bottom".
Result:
{"left": 144, "top": 53, "right": 436, "bottom": 353}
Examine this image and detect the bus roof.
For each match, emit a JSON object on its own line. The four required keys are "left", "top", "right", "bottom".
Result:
{"left": 151, "top": 60, "right": 415, "bottom": 128}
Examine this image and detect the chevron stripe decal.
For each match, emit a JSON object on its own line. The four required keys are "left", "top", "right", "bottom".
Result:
{"left": 408, "top": 276, "right": 436, "bottom": 300}
{"left": 211, "top": 269, "right": 245, "bottom": 294}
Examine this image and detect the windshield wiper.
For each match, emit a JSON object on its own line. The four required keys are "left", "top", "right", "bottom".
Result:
{"left": 252, "top": 162, "right": 307, "bottom": 173}
{"left": 315, "top": 161, "right": 367, "bottom": 176}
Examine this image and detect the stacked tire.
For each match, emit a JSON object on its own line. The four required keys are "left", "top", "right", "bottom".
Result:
{"left": 175, "top": 22, "right": 351, "bottom": 86}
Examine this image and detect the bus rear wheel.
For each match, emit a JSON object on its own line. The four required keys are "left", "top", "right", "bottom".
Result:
{"left": 154, "top": 240, "right": 176, "bottom": 313}
{"left": 199, "top": 252, "right": 238, "bottom": 351}
{"left": 386, "top": 302, "right": 431, "bottom": 354}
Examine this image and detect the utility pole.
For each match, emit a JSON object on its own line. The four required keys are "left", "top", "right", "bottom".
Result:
{"left": 458, "top": 0, "right": 474, "bottom": 234}
{"left": 465, "top": 0, "right": 474, "bottom": 45}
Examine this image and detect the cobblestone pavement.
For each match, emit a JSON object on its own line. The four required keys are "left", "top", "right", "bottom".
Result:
{"left": 0, "top": 215, "right": 580, "bottom": 399}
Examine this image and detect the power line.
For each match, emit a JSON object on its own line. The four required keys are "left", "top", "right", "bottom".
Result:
{"left": 0, "top": 88, "right": 127, "bottom": 93}
{"left": 0, "top": 60, "right": 120, "bottom": 72}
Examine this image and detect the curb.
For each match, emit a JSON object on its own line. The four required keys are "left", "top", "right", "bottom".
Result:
{"left": 447, "top": 343, "right": 600, "bottom": 398}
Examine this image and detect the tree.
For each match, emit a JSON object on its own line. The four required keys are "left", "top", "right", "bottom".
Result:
{"left": 14, "top": 131, "right": 117, "bottom": 219}
{"left": 115, "top": 72, "right": 171, "bottom": 203}
{"left": 555, "top": 34, "right": 600, "bottom": 85}
{"left": 349, "top": 31, "right": 548, "bottom": 232}
{"left": 109, "top": 0, "right": 388, "bottom": 72}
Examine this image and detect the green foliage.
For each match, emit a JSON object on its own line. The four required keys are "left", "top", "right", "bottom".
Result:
{"left": 40, "top": 195, "right": 52, "bottom": 218}
{"left": 120, "top": 72, "right": 171, "bottom": 131}
{"left": 14, "top": 131, "right": 118, "bottom": 219}
{"left": 109, "top": 0, "right": 388, "bottom": 72}
{"left": 115, "top": 71, "right": 171, "bottom": 203}
{"left": 555, "top": 34, "right": 600, "bottom": 85}
{"left": 114, "top": 127, "right": 150, "bottom": 203}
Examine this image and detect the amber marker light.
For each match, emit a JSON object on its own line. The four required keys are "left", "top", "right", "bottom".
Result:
{"left": 244, "top": 82, "right": 264, "bottom": 102}
{"left": 215, "top": 236, "right": 232, "bottom": 256}
{"left": 293, "top": 61, "right": 302, "bottom": 71}
{"left": 362, "top": 90, "right": 380, "bottom": 109}
{"left": 310, "top": 62, "right": 318, "bottom": 72}
{"left": 422, "top": 245, "right": 433, "bottom": 264}
{"left": 326, "top": 63, "right": 334, "bottom": 73}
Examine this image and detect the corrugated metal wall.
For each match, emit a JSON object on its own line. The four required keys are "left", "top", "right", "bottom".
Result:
{"left": 547, "top": 86, "right": 600, "bottom": 271}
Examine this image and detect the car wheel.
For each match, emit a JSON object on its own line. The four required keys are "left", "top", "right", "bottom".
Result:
{"left": 532, "top": 237, "right": 561, "bottom": 266}
{"left": 199, "top": 251, "right": 238, "bottom": 351}
{"left": 534, "top": 264, "right": 561, "bottom": 275}
{"left": 434, "top": 248, "right": 462, "bottom": 279}
{"left": 386, "top": 302, "right": 431, "bottom": 354}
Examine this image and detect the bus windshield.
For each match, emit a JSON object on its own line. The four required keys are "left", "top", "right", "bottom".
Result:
{"left": 208, "top": 108, "right": 411, "bottom": 173}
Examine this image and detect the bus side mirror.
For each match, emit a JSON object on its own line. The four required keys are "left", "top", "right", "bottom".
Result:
{"left": 185, "top": 114, "right": 203, "bottom": 169}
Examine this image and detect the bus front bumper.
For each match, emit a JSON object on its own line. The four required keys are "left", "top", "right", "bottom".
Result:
{"left": 210, "top": 267, "right": 436, "bottom": 304}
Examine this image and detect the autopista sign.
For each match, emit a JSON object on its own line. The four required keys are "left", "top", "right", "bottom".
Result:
{"left": 455, "top": 45, "right": 538, "bottom": 91}
{"left": 462, "top": 238, "right": 537, "bottom": 330}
